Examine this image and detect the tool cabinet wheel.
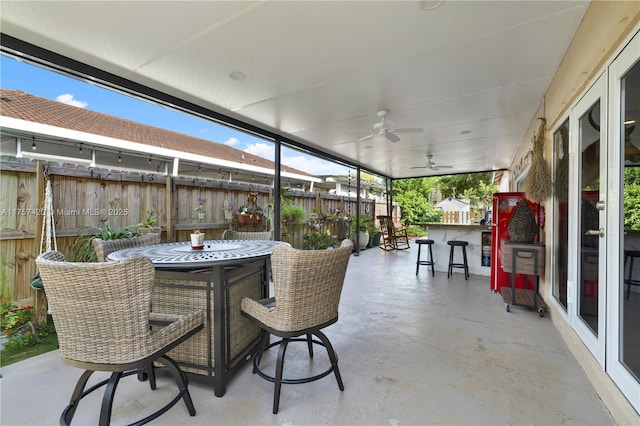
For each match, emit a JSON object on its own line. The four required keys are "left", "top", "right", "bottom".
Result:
{"left": 505, "top": 304, "right": 510, "bottom": 312}
{"left": 538, "top": 308, "right": 544, "bottom": 318}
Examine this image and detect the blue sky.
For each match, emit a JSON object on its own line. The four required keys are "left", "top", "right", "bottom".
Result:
{"left": 0, "top": 55, "right": 349, "bottom": 175}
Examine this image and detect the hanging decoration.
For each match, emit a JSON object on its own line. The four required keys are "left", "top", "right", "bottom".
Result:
{"left": 554, "top": 126, "right": 569, "bottom": 201}
{"left": 524, "top": 117, "right": 553, "bottom": 203}
{"left": 31, "top": 164, "right": 57, "bottom": 290}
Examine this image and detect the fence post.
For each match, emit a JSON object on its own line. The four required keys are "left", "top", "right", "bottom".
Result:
{"left": 166, "top": 175, "right": 175, "bottom": 242}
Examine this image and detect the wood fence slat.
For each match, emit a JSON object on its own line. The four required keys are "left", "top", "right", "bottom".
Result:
{"left": 1, "top": 171, "right": 18, "bottom": 231}
{"left": 1, "top": 240, "right": 16, "bottom": 300}
{"left": 15, "top": 238, "right": 34, "bottom": 300}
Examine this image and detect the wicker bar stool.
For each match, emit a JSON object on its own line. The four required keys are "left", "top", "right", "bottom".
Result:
{"left": 415, "top": 238, "right": 435, "bottom": 276}
{"left": 36, "top": 251, "right": 204, "bottom": 426}
{"left": 447, "top": 240, "right": 469, "bottom": 280}
{"left": 241, "top": 239, "right": 353, "bottom": 414}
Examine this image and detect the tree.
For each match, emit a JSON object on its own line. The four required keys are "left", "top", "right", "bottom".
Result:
{"left": 461, "top": 180, "right": 499, "bottom": 212}
{"left": 393, "top": 177, "right": 440, "bottom": 225}
{"left": 436, "top": 172, "right": 493, "bottom": 198}
{"left": 393, "top": 173, "right": 496, "bottom": 225}
{"left": 394, "top": 189, "right": 442, "bottom": 224}
{"left": 624, "top": 167, "right": 640, "bottom": 230}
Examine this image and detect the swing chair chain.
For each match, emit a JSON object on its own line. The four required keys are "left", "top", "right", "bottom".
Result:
{"left": 43, "top": 163, "right": 50, "bottom": 178}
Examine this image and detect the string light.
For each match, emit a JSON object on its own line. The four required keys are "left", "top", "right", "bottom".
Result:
{"left": 149, "top": 155, "right": 152, "bottom": 163}
{"left": 118, "top": 151, "right": 122, "bottom": 162}
{"left": 31, "top": 137, "right": 37, "bottom": 151}
{"left": 79, "top": 143, "right": 83, "bottom": 154}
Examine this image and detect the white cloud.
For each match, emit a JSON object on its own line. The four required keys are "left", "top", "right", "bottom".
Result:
{"left": 281, "top": 153, "right": 349, "bottom": 176}
{"left": 243, "top": 143, "right": 349, "bottom": 175}
{"left": 224, "top": 137, "right": 241, "bottom": 147}
{"left": 56, "top": 93, "right": 88, "bottom": 108}
{"left": 237, "top": 138, "right": 353, "bottom": 176}
{"left": 244, "top": 142, "right": 275, "bottom": 160}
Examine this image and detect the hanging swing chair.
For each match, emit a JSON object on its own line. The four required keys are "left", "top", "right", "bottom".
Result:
{"left": 30, "top": 165, "right": 57, "bottom": 291}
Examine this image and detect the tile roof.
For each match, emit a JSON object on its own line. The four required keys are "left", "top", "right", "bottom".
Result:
{"left": 0, "top": 88, "right": 309, "bottom": 176}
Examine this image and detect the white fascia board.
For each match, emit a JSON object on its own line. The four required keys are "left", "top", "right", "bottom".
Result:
{"left": 282, "top": 171, "right": 322, "bottom": 183}
{"left": 2, "top": 117, "right": 318, "bottom": 182}
{"left": 1, "top": 116, "right": 237, "bottom": 166}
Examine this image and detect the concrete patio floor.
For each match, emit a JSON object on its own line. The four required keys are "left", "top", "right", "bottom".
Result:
{"left": 0, "top": 242, "right": 615, "bottom": 425}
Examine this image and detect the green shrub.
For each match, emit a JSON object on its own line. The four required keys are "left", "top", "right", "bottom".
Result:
{"left": 281, "top": 204, "right": 306, "bottom": 223}
{"left": 69, "top": 225, "right": 139, "bottom": 262}
{"left": 406, "top": 225, "right": 427, "bottom": 237}
{"left": 0, "top": 299, "right": 56, "bottom": 353}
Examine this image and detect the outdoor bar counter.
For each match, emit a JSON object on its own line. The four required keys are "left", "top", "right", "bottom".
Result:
{"left": 108, "top": 239, "right": 285, "bottom": 397}
{"left": 427, "top": 224, "right": 492, "bottom": 277}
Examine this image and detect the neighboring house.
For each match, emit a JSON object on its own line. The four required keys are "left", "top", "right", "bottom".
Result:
{"left": 321, "top": 174, "right": 386, "bottom": 202}
{"left": 0, "top": 89, "right": 317, "bottom": 188}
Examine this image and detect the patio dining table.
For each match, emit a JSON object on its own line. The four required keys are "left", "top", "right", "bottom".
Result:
{"left": 107, "top": 239, "right": 285, "bottom": 397}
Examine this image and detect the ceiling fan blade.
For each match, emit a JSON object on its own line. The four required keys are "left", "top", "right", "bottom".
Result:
{"left": 410, "top": 166, "right": 428, "bottom": 169}
{"left": 385, "top": 132, "right": 400, "bottom": 143}
{"left": 334, "top": 133, "right": 377, "bottom": 145}
{"left": 357, "top": 134, "right": 375, "bottom": 142}
{"left": 393, "top": 127, "right": 424, "bottom": 135}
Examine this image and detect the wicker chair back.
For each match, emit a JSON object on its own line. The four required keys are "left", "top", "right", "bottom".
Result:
{"left": 222, "top": 230, "right": 273, "bottom": 240}
{"left": 93, "top": 233, "right": 161, "bottom": 262}
{"left": 252, "top": 239, "right": 352, "bottom": 332}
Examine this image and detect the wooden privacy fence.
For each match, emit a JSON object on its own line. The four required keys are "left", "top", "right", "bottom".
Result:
{"left": 0, "top": 161, "right": 375, "bottom": 306}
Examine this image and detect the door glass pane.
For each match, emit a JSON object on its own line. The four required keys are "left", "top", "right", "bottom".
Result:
{"left": 578, "top": 101, "right": 601, "bottom": 334}
{"left": 621, "top": 59, "right": 640, "bottom": 380}
{"left": 553, "top": 120, "right": 569, "bottom": 310}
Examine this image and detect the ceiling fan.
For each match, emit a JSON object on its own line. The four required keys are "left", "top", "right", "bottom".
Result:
{"left": 346, "top": 110, "right": 423, "bottom": 143}
{"left": 410, "top": 155, "right": 453, "bottom": 170}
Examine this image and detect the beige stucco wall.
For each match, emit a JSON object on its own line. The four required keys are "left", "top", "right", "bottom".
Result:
{"left": 510, "top": 2, "right": 640, "bottom": 423}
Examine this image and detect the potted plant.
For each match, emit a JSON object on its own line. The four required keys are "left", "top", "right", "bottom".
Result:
{"left": 349, "top": 215, "right": 371, "bottom": 250}
{"left": 134, "top": 210, "right": 157, "bottom": 234}
{"left": 367, "top": 217, "right": 381, "bottom": 247}
{"left": 237, "top": 191, "right": 264, "bottom": 224}
{"left": 190, "top": 229, "right": 205, "bottom": 248}
{"left": 194, "top": 196, "right": 206, "bottom": 220}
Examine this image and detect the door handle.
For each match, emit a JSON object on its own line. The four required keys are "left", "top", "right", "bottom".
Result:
{"left": 595, "top": 200, "right": 605, "bottom": 210}
{"left": 585, "top": 228, "right": 605, "bottom": 238}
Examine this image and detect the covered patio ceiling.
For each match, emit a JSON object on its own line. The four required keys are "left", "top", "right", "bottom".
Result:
{"left": 0, "top": 1, "right": 588, "bottom": 180}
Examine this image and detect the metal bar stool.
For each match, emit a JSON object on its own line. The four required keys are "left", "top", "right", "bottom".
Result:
{"left": 447, "top": 240, "right": 469, "bottom": 280}
{"left": 415, "top": 238, "right": 435, "bottom": 276}
{"left": 624, "top": 250, "right": 640, "bottom": 299}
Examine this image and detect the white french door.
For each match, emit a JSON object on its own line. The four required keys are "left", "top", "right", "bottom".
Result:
{"left": 606, "top": 29, "right": 640, "bottom": 414}
{"left": 568, "top": 72, "right": 607, "bottom": 365}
